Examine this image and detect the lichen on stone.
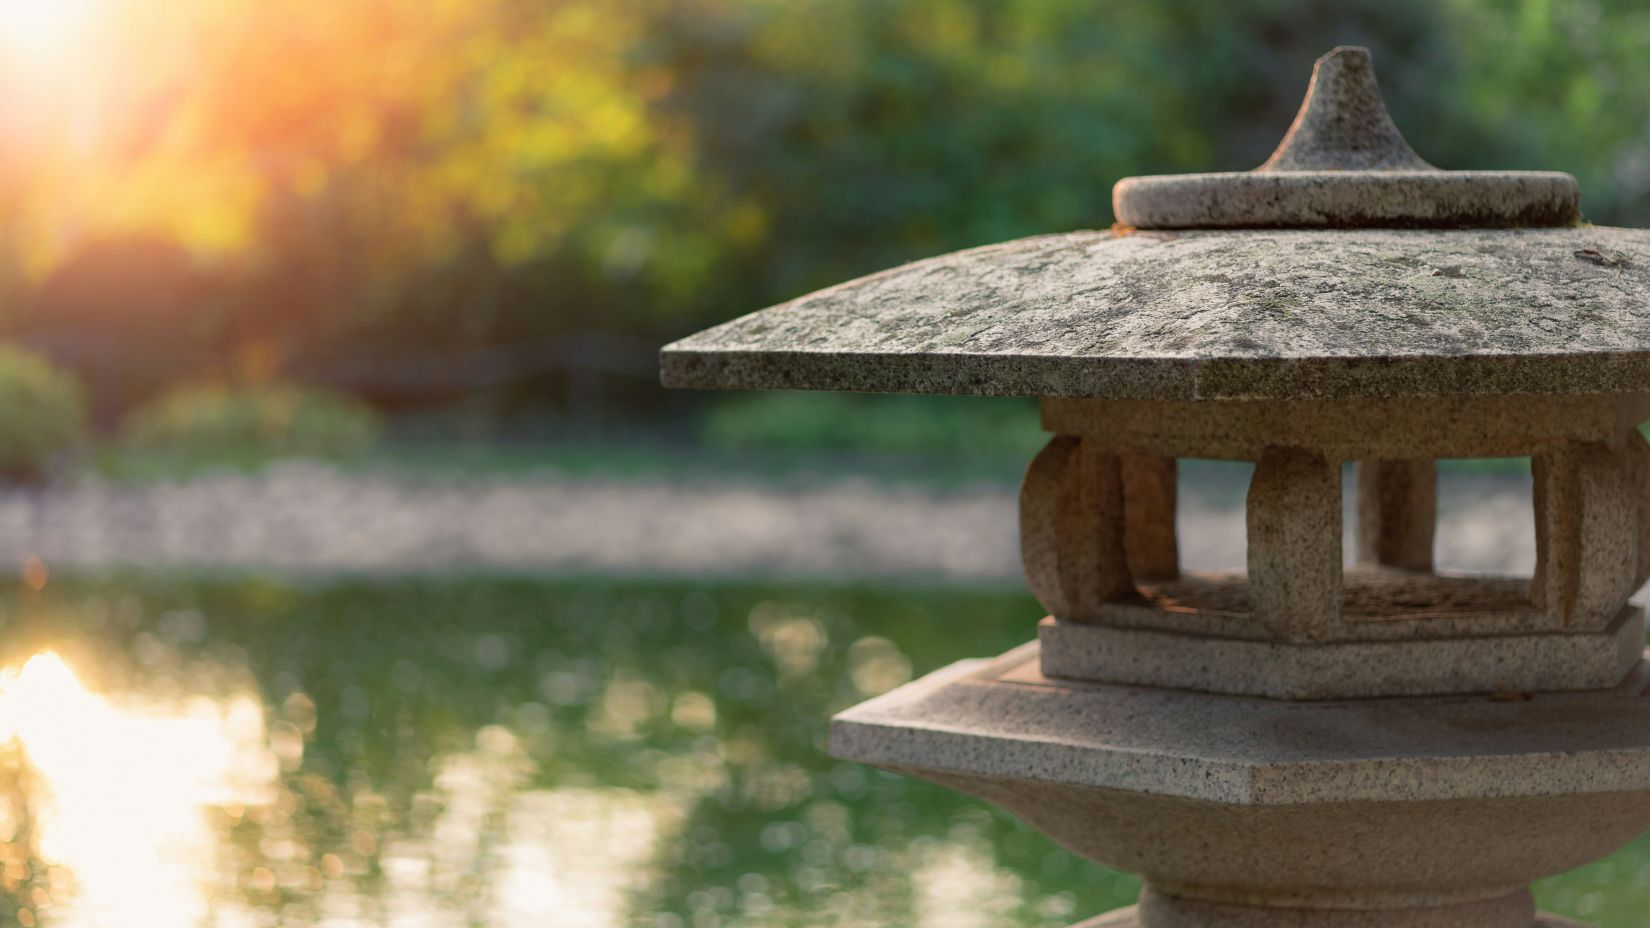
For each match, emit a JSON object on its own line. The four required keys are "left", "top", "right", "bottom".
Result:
{"left": 661, "top": 226, "right": 1650, "bottom": 401}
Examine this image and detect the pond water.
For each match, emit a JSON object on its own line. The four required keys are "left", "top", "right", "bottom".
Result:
{"left": 0, "top": 576, "right": 1640, "bottom": 927}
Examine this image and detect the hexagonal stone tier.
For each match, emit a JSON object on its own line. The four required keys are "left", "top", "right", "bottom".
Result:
{"left": 833, "top": 643, "right": 1650, "bottom": 806}
{"left": 833, "top": 643, "right": 1650, "bottom": 928}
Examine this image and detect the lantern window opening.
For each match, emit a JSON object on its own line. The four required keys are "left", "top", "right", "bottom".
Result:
{"left": 1174, "top": 458, "right": 1251, "bottom": 574}
{"left": 1430, "top": 458, "right": 1537, "bottom": 578}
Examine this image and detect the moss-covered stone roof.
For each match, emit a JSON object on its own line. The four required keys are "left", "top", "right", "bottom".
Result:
{"left": 661, "top": 226, "right": 1650, "bottom": 401}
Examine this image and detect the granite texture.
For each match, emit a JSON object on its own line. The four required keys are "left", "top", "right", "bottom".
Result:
{"left": 1095, "top": 568, "right": 1553, "bottom": 643}
{"left": 1039, "top": 394, "right": 1650, "bottom": 461}
{"left": 832, "top": 644, "right": 1650, "bottom": 926}
{"left": 1020, "top": 436, "right": 1132, "bottom": 621}
{"left": 1532, "top": 442, "right": 1642, "bottom": 629}
{"left": 1120, "top": 454, "right": 1178, "bottom": 581}
{"left": 659, "top": 226, "right": 1650, "bottom": 401}
{"left": 830, "top": 642, "right": 1650, "bottom": 805}
{"left": 1037, "top": 605, "right": 1645, "bottom": 699}
{"left": 932, "top": 768, "right": 1634, "bottom": 928}
{"left": 1632, "top": 430, "right": 1650, "bottom": 587}
{"left": 1027, "top": 394, "right": 1650, "bottom": 662}
{"left": 1113, "top": 171, "right": 1580, "bottom": 231}
{"left": 1256, "top": 46, "right": 1432, "bottom": 172}
{"left": 1246, "top": 447, "right": 1342, "bottom": 639}
{"left": 1357, "top": 459, "right": 1436, "bottom": 571}
{"left": 1113, "top": 47, "right": 1580, "bottom": 229}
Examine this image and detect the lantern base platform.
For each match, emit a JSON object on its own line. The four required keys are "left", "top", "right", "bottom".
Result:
{"left": 834, "top": 642, "right": 1650, "bottom": 928}
{"left": 1070, "top": 903, "right": 1587, "bottom": 928}
{"left": 1039, "top": 603, "right": 1645, "bottom": 700}
{"left": 833, "top": 641, "right": 1650, "bottom": 807}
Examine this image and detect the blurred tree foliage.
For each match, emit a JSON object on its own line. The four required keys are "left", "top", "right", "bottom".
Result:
{"left": 4, "top": 0, "right": 1650, "bottom": 414}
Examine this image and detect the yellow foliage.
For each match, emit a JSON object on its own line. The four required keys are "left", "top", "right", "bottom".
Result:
{"left": 2, "top": 0, "right": 697, "bottom": 284}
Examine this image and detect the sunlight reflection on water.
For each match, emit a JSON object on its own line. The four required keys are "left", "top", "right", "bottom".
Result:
{"left": 1, "top": 578, "right": 1636, "bottom": 928}
{"left": 0, "top": 651, "right": 700, "bottom": 928}
{"left": 0, "top": 651, "right": 276, "bottom": 928}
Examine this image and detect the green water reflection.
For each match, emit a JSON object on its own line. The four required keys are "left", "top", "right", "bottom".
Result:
{"left": 0, "top": 576, "right": 1641, "bottom": 927}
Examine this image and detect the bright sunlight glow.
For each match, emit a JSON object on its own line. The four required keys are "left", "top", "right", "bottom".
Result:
{"left": 0, "top": 651, "right": 278, "bottom": 928}
{"left": 0, "top": 0, "right": 98, "bottom": 63}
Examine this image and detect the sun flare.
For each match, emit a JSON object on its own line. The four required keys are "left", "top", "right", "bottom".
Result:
{"left": 0, "top": 650, "right": 278, "bottom": 928}
{"left": 0, "top": 0, "right": 100, "bottom": 60}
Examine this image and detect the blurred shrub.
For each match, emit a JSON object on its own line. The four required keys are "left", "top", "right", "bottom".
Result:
{"left": 17, "top": 237, "right": 223, "bottom": 426}
{"left": 123, "top": 382, "right": 381, "bottom": 465}
{"left": 0, "top": 346, "right": 90, "bottom": 481}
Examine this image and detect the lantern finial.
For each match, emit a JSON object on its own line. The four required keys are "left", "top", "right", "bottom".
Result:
{"left": 1258, "top": 46, "right": 1432, "bottom": 172}
{"left": 1110, "top": 46, "right": 1579, "bottom": 228}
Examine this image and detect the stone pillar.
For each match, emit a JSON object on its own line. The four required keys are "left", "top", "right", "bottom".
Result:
{"left": 1248, "top": 447, "right": 1342, "bottom": 639}
{"left": 1356, "top": 459, "right": 1435, "bottom": 571}
{"left": 1121, "top": 454, "right": 1179, "bottom": 582}
{"left": 1624, "top": 431, "right": 1650, "bottom": 592}
{"left": 1532, "top": 442, "right": 1638, "bottom": 629}
{"left": 1022, "top": 436, "right": 1134, "bottom": 621}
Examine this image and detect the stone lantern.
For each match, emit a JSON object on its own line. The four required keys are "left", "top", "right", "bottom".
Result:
{"left": 660, "top": 47, "right": 1650, "bottom": 928}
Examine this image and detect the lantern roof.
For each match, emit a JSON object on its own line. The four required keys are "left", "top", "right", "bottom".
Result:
{"left": 660, "top": 47, "right": 1650, "bottom": 402}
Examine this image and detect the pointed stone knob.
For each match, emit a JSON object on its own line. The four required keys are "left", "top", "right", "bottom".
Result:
{"left": 1112, "top": 46, "right": 1580, "bottom": 229}
{"left": 1258, "top": 46, "right": 1431, "bottom": 172}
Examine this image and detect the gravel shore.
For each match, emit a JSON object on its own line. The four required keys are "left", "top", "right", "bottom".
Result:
{"left": 0, "top": 462, "right": 1543, "bottom": 583}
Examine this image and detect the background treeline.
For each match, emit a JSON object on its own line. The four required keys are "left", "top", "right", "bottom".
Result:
{"left": 6, "top": 0, "right": 1650, "bottom": 434}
